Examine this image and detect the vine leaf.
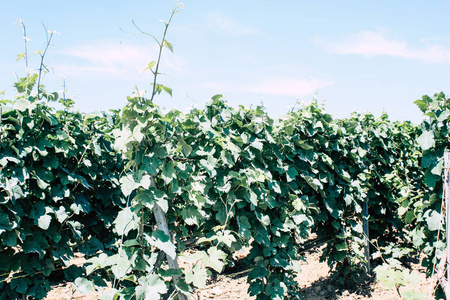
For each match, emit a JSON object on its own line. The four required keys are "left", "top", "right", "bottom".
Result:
{"left": 161, "top": 85, "right": 172, "bottom": 97}
{"left": 147, "top": 230, "right": 176, "bottom": 260}
{"left": 110, "top": 253, "right": 132, "bottom": 279}
{"left": 144, "top": 61, "right": 156, "bottom": 71}
{"left": 99, "top": 289, "right": 119, "bottom": 300}
{"left": 185, "top": 265, "right": 209, "bottom": 288}
{"left": 416, "top": 130, "right": 435, "bottom": 150}
{"left": 135, "top": 274, "right": 168, "bottom": 300}
{"left": 74, "top": 278, "right": 94, "bottom": 295}
{"left": 37, "top": 214, "right": 52, "bottom": 230}
{"left": 119, "top": 175, "right": 136, "bottom": 197}
{"left": 205, "top": 247, "right": 227, "bottom": 273}
{"left": 113, "top": 207, "right": 138, "bottom": 236}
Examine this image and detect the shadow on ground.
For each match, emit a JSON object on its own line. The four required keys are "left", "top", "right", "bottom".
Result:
{"left": 299, "top": 271, "right": 376, "bottom": 299}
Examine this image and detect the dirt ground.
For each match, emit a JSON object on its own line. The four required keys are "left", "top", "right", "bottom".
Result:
{"left": 44, "top": 247, "right": 440, "bottom": 300}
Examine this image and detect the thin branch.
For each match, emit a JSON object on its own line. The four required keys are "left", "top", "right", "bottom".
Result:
{"left": 37, "top": 26, "right": 54, "bottom": 100}
{"left": 20, "top": 21, "right": 29, "bottom": 68}
{"left": 149, "top": 7, "right": 178, "bottom": 102}
{"left": 131, "top": 21, "right": 159, "bottom": 44}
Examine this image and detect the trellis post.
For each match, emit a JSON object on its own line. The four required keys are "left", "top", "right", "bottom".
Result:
{"left": 445, "top": 152, "right": 450, "bottom": 285}
{"left": 363, "top": 200, "right": 370, "bottom": 273}
{"left": 438, "top": 152, "right": 450, "bottom": 297}
{"left": 151, "top": 178, "right": 187, "bottom": 300}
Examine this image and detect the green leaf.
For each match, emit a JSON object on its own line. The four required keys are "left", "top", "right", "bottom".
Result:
{"left": 10, "top": 277, "right": 31, "bottom": 294}
{"left": 437, "top": 110, "right": 450, "bottom": 122}
{"left": 193, "top": 194, "right": 207, "bottom": 209}
{"left": 292, "top": 197, "right": 306, "bottom": 211}
{"left": 68, "top": 220, "right": 82, "bottom": 239}
{"left": 177, "top": 136, "right": 192, "bottom": 156}
{"left": 113, "top": 207, "right": 139, "bottom": 236}
{"left": 206, "top": 246, "right": 227, "bottom": 273}
{"left": 138, "top": 175, "right": 151, "bottom": 189}
{"left": 145, "top": 61, "right": 156, "bottom": 71}
{"left": 256, "top": 212, "right": 271, "bottom": 226}
{"left": 163, "top": 40, "right": 174, "bottom": 52}
{"left": 425, "top": 210, "right": 441, "bottom": 231}
{"left": 161, "top": 85, "right": 172, "bottom": 97}
{"left": 297, "top": 141, "right": 314, "bottom": 150}
{"left": 375, "top": 265, "right": 400, "bottom": 290}
{"left": 185, "top": 265, "right": 209, "bottom": 288}
{"left": 303, "top": 175, "right": 319, "bottom": 191}
{"left": 250, "top": 266, "right": 269, "bottom": 279}
{"left": 136, "top": 275, "right": 167, "bottom": 300}
{"left": 134, "top": 190, "right": 155, "bottom": 207}
{"left": 416, "top": 130, "right": 435, "bottom": 151}
{"left": 217, "top": 230, "right": 236, "bottom": 247}
{"left": 16, "top": 53, "right": 26, "bottom": 61}
{"left": 238, "top": 216, "right": 252, "bottom": 240}
{"left": 86, "top": 253, "right": 109, "bottom": 276}
{"left": 333, "top": 251, "right": 347, "bottom": 262}
{"left": 99, "top": 288, "right": 119, "bottom": 300}
{"left": 181, "top": 206, "right": 202, "bottom": 226}
{"left": 414, "top": 99, "right": 428, "bottom": 112}
{"left": 199, "top": 155, "right": 217, "bottom": 177}
{"left": 250, "top": 139, "right": 264, "bottom": 151}
{"left": 404, "top": 210, "right": 415, "bottom": 224}
{"left": 74, "top": 277, "right": 94, "bottom": 295}
{"left": 14, "top": 99, "right": 34, "bottom": 111}
{"left": 161, "top": 162, "right": 176, "bottom": 185}
{"left": 148, "top": 230, "right": 177, "bottom": 260}
{"left": 254, "top": 229, "right": 270, "bottom": 246}
{"left": 286, "top": 166, "right": 298, "bottom": 182}
{"left": 269, "top": 181, "right": 281, "bottom": 194}
{"left": 335, "top": 242, "right": 348, "bottom": 251}
{"left": 351, "top": 222, "right": 363, "bottom": 233}
{"left": 424, "top": 168, "right": 440, "bottom": 188}
{"left": 37, "top": 214, "right": 52, "bottom": 230}
{"left": 431, "top": 159, "right": 444, "bottom": 176}
{"left": 245, "top": 190, "right": 258, "bottom": 206}
{"left": 266, "top": 279, "right": 288, "bottom": 300}
{"left": 132, "top": 124, "right": 145, "bottom": 142}
{"left": 110, "top": 253, "right": 132, "bottom": 279}
{"left": 119, "top": 175, "right": 136, "bottom": 197}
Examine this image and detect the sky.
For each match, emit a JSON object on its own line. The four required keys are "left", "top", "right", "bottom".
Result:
{"left": 1, "top": 1, "right": 449, "bottom": 124}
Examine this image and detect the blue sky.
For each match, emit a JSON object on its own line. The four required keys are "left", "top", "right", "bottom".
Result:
{"left": 1, "top": 1, "right": 449, "bottom": 123}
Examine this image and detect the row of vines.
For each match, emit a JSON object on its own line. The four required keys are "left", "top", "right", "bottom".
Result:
{"left": 1, "top": 8, "right": 450, "bottom": 300}
{"left": 1, "top": 69, "right": 448, "bottom": 299}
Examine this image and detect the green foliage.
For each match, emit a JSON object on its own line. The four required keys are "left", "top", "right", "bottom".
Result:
{"left": 374, "top": 262, "right": 428, "bottom": 300}
{"left": 411, "top": 92, "right": 450, "bottom": 297}
{"left": 87, "top": 93, "right": 309, "bottom": 299}
{"left": 0, "top": 70, "right": 433, "bottom": 299}
{"left": 0, "top": 74, "right": 124, "bottom": 299}
{"left": 275, "top": 102, "right": 424, "bottom": 282}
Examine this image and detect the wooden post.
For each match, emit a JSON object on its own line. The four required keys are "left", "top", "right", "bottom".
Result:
{"left": 445, "top": 152, "right": 450, "bottom": 287}
{"left": 363, "top": 200, "right": 370, "bottom": 273}
{"left": 151, "top": 179, "right": 187, "bottom": 300}
{"left": 437, "top": 248, "right": 450, "bottom": 299}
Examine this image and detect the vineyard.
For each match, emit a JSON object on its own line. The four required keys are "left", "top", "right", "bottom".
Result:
{"left": 1, "top": 7, "right": 450, "bottom": 300}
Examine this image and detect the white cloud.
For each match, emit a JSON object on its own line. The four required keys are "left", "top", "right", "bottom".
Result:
{"left": 197, "top": 81, "right": 229, "bottom": 91}
{"left": 244, "top": 77, "right": 334, "bottom": 97}
{"left": 206, "top": 12, "right": 258, "bottom": 36}
{"left": 319, "top": 30, "right": 450, "bottom": 63}
{"left": 56, "top": 39, "right": 186, "bottom": 78}
{"left": 420, "top": 36, "right": 441, "bottom": 43}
